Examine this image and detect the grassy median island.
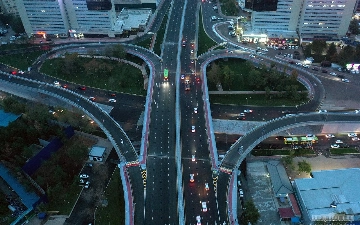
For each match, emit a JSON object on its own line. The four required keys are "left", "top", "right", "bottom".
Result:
{"left": 0, "top": 50, "right": 45, "bottom": 70}
{"left": 207, "top": 58, "right": 308, "bottom": 106}
{"left": 330, "top": 148, "right": 358, "bottom": 155}
{"left": 41, "top": 54, "right": 146, "bottom": 95}
{"left": 95, "top": 168, "right": 125, "bottom": 225}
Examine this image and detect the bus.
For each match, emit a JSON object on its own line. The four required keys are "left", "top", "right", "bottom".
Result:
{"left": 284, "top": 137, "right": 299, "bottom": 145}
{"left": 164, "top": 69, "right": 168, "bottom": 81}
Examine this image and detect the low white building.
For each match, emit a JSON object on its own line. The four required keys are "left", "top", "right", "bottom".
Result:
{"left": 88, "top": 146, "right": 106, "bottom": 162}
{"left": 293, "top": 168, "right": 360, "bottom": 224}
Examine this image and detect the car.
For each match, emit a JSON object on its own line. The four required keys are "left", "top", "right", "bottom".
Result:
{"left": 84, "top": 181, "right": 90, "bottom": 188}
{"left": 331, "top": 144, "right": 340, "bottom": 148}
{"left": 211, "top": 16, "right": 217, "bottom": 21}
{"left": 352, "top": 137, "right": 359, "bottom": 141}
{"left": 79, "top": 179, "right": 85, "bottom": 184}
{"left": 355, "top": 110, "right": 360, "bottom": 114}
{"left": 201, "top": 202, "right": 207, "bottom": 212}
{"left": 289, "top": 61, "right": 295, "bottom": 64}
{"left": 190, "top": 174, "right": 194, "bottom": 182}
{"left": 341, "top": 78, "right": 350, "bottom": 83}
{"left": 303, "top": 64, "right": 310, "bottom": 68}
{"left": 196, "top": 215, "right": 201, "bottom": 225}
{"left": 18, "top": 70, "right": 25, "bottom": 74}
{"left": 244, "top": 109, "right": 253, "bottom": 113}
{"left": 276, "top": 136, "right": 285, "bottom": 140}
{"left": 194, "top": 108, "right": 198, "bottom": 113}
{"left": 325, "top": 134, "right": 335, "bottom": 138}
{"left": 53, "top": 81, "right": 60, "bottom": 86}
{"left": 249, "top": 54, "right": 255, "bottom": 58}
{"left": 335, "top": 140, "right": 343, "bottom": 144}
{"left": 78, "top": 86, "right": 86, "bottom": 90}
{"left": 239, "top": 188, "right": 244, "bottom": 197}
{"left": 205, "top": 183, "right": 209, "bottom": 191}
{"left": 181, "top": 74, "right": 185, "bottom": 80}
{"left": 318, "top": 110, "right": 327, "bottom": 113}
{"left": 329, "top": 72, "right": 337, "bottom": 76}
{"left": 108, "top": 99, "right": 116, "bottom": 103}
{"left": 89, "top": 97, "right": 96, "bottom": 101}
{"left": 348, "top": 133, "right": 357, "bottom": 137}
{"left": 190, "top": 50, "right": 194, "bottom": 54}
{"left": 312, "top": 67, "right": 319, "bottom": 71}
{"left": 191, "top": 60, "right": 194, "bottom": 64}
{"left": 306, "top": 134, "right": 315, "bottom": 138}
{"left": 192, "top": 126, "right": 195, "bottom": 133}
{"left": 322, "top": 69, "right": 328, "bottom": 73}
{"left": 296, "top": 62, "right": 302, "bottom": 66}
{"left": 110, "top": 93, "right": 116, "bottom": 97}
{"left": 62, "top": 84, "right": 68, "bottom": 88}
{"left": 80, "top": 174, "right": 89, "bottom": 179}
{"left": 49, "top": 110, "right": 55, "bottom": 115}
{"left": 192, "top": 155, "right": 195, "bottom": 162}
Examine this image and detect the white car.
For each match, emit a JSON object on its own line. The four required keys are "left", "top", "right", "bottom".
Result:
{"left": 348, "top": 133, "right": 357, "bottom": 137}
{"left": 192, "top": 155, "right": 195, "bottom": 162}
{"left": 192, "top": 126, "right": 195, "bottom": 133}
{"left": 89, "top": 97, "right": 96, "bottom": 101}
{"left": 335, "top": 140, "right": 343, "bottom": 144}
{"left": 249, "top": 54, "right": 255, "bottom": 58}
{"left": 355, "top": 110, "right": 360, "bottom": 114}
{"left": 190, "top": 174, "right": 194, "bottom": 182}
{"left": 108, "top": 99, "right": 116, "bottom": 103}
{"left": 318, "top": 110, "right": 327, "bottom": 113}
{"left": 244, "top": 109, "right": 253, "bottom": 113}
{"left": 331, "top": 144, "right": 340, "bottom": 148}
{"left": 303, "top": 64, "right": 310, "bottom": 68}
{"left": 239, "top": 189, "right": 244, "bottom": 197}
{"left": 196, "top": 215, "right": 201, "bottom": 225}
{"left": 181, "top": 74, "right": 185, "bottom": 80}
{"left": 329, "top": 72, "right": 337, "bottom": 76}
{"left": 190, "top": 50, "right": 194, "bottom": 54}
{"left": 201, "top": 202, "right": 207, "bottom": 212}
{"left": 80, "top": 174, "right": 89, "bottom": 179}
{"left": 296, "top": 63, "right": 302, "bottom": 66}
{"left": 205, "top": 183, "right": 209, "bottom": 191}
{"left": 341, "top": 78, "right": 350, "bottom": 83}
{"left": 239, "top": 113, "right": 246, "bottom": 117}
{"left": 352, "top": 137, "right": 359, "bottom": 141}
{"left": 53, "top": 81, "right": 60, "bottom": 86}
{"left": 194, "top": 108, "right": 198, "bottom": 113}
{"left": 84, "top": 181, "right": 90, "bottom": 188}
{"left": 325, "top": 134, "right": 335, "bottom": 138}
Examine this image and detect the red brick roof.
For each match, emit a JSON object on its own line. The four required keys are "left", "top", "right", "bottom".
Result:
{"left": 289, "top": 193, "right": 301, "bottom": 217}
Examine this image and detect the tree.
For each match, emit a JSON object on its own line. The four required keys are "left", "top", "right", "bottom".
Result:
{"left": 207, "top": 62, "right": 221, "bottom": 85}
{"left": 104, "top": 44, "right": 127, "bottom": 59}
{"left": 353, "top": 45, "right": 360, "bottom": 63}
{"left": 240, "top": 200, "right": 260, "bottom": 224}
{"left": 303, "top": 44, "right": 312, "bottom": 57}
{"left": 326, "top": 43, "right": 337, "bottom": 61}
{"left": 311, "top": 39, "right": 327, "bottom": 55}
{"left": 223, "top": 65, "right": 234, "bottom": 90}
{"left": 349, "top": 19, "right": 360, "bottom": 35}
{"left": 298, "top": 160, "right": 311, "bottom": 174}
{"left": 338, "top": 45, "right": 354, "bottom": 67}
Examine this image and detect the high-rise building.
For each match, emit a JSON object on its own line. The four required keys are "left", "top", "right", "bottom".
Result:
{"left": 242, "top": 0, "right": 357, "bottom": 43}
{"left": 15, "top": 0, "right": 155, "bottom": 38}
{"left": 298, "top": 0, "right": 356, "bottom": 41}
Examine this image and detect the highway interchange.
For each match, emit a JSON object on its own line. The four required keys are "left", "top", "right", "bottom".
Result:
{"left": 1, "top": 0, "right": 360, "bottom": 224}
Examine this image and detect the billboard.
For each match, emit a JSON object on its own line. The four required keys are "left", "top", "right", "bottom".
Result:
{"left": 346, "top": 63, "right": 360, "bottom": 71}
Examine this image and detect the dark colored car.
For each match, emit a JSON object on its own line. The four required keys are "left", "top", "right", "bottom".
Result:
{"left": 322, "top": 69, "right": 327, "bottom": 73}
{"left": 78, "top": 86, "right": 86, "bottom": 90}
{"left": 312, "top": 67, "right": 319, "bottom": 71}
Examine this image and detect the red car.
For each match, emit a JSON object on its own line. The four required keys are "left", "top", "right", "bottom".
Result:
{"left": 78, "top": 86, "right": 86, "bottom": 90}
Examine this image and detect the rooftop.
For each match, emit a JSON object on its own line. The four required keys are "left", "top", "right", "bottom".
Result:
{"left": 294, "top": 168, "right": 360, "bottom": 219}
{"left": 114, "top": 8, "right": 152, "bottom": 32}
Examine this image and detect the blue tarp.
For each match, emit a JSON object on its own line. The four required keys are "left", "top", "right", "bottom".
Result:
{"left": 0, "top": 109, "right": 20, "bottom": 127}
{"left": 0, "top": 164, "right": 40, "bottom": 209}
{"left": 291, "top": 217, "right": 300, "bottom": 224}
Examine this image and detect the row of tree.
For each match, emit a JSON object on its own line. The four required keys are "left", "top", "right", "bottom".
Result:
{"left": 304, "top": 39, "right": 360, "bottom": 67}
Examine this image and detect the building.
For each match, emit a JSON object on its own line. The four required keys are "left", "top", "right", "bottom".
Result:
{"left": 293, "top": 168, "right": 360, "bottom": 224}
{"left": 0, "top": 0, "right": 19, "bottom": 15}
{"left": 114, "top": 0, "right": 157, "bottom": 11}
{"left": 240, "top": 0, "right": 357, "bottom": 44}
{"left": 15, "top": 0, "right": 154, "bottom": 38}
{"left": 299, "top": 0, "right": 357, "bottom": 43}
{"left": 88, "top": 146, "right": 106, "bottom": 162}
